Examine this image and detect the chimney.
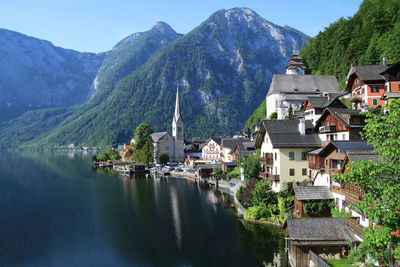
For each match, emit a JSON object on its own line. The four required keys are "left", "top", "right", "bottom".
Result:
{"left": 383, "top": 57, "right": 388, "bottom": 67}
{"left": 298, "top": 118, "right": 306, "bottom": 135}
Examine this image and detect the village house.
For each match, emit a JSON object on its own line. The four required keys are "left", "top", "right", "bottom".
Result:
{"left": 314, "top": 108, "right": 366, "bottom": 146}
{"left": 347, "top": 58, "right": 400, "bottom": 110}
{"left": 220, "top": 138, "right": 251, "bottom": 171}
{"left": 318, "top": 141, "right": 377, "bottom": 239}
{"left": 292, "top": 186, "right": 334, "bottom": 218}
{"left": 232, "top": 141, "right": 256, "bottom": 162}
{"left": 302, "top": 94, "right": 348, "bottom": 126}
{"left": 200, "top": 138, "right": 222, "bottom": 161}
{"left": 284, "top": 218, "right": 358, "bottom": 267}
{"left": 255, "top": 119, "right": 321, "bottom": 192}
{"left": 118, "top": 143, "right": 134, "bottom": 161}
{"left": 266, "top": 54, "right": 340, "bottom": 119}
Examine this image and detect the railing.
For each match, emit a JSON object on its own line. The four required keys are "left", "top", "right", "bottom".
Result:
{"left": 319, "top": 125, "right": 337, "bottom": 133}
{"left": 346, "top": 217, "right": 365, "bottom": 238}
{"left": 329, "top": 168, "right": 341, "bottom": 176}
{"left": 309, "top": 163, "right": 325, "bottom": 170}
{"left": 259, "top": 172, "right": 280, "bottom": 181}
{"left": 309, "top": 250, "right": 330, "bottom": 267}
{"left": 330, "top": 180, "right": 363, "bottom": 202}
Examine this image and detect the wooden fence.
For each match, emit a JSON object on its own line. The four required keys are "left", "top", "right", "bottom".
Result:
{"left": 308, "top": 250, "right": 330, "bottom": 267}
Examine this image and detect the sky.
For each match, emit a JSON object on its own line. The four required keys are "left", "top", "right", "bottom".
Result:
{"left": 0, "top": 0, "right": 363, "bottom": 53}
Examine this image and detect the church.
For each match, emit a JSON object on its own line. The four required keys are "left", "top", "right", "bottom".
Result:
{"left": 150, "top": 86, "right": 184, "bottom": 163}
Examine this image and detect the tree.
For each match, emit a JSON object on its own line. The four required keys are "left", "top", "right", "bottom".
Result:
{"left": 269, "top": 112, "right": 277, "bottom": 120}
{"left": 251, "top": 179, "right": 277, "bottom": 207}
{"left": 242, "top": 150, "right": 261, "bottom": 180}
{"left": 136, "top": 138, "right": 154, "bottom": 164}
{"left": 285, "top": 105, "right": 294, "bottom": 120}
{"left": 337, "top": 99, "right": 400, "bottom": 264}
{"left": 159, "top": 152, "right": 169, "bottom": 165}
{"left": 134, "top": 123, "right": 154, "bottom": 150}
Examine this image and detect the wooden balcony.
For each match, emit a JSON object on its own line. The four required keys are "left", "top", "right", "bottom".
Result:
{"left": 259, "top": 156, "right": 273, "bottom": 165}
{"left": 346, "top": 217, "right": 365, "bottom": 238}
{"left": 309, "top": 163, "right": 324, "bottom": 170}
{"left": 329, "top": 168, "right": 341, "bottom": 176}
{"left": 319, "top": 125, "right": 336, "bottom": 133}
{"left": 330, "top": 180, "right": 363, "bottom": 203}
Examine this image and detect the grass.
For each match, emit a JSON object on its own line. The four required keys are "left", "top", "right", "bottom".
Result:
{"left": 325, "top": 259, "right": 353, "bottom": 267}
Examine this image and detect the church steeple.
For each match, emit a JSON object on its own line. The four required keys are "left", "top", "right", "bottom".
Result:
{"left": 172, "top": 85, "right": 184, "bottom": 162}
{"left": 285, "top": 52, "right": 306, "bottom": 75}
{"left": 173, "top": 85, "right": 182, "bottom": 123}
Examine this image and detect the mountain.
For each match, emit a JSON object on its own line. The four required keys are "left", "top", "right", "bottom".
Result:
{"left": 299, "top": 0, "right": 400, "bottom": 88}
{"left": 0, "top": 8, "right": 309, "bottom": 148}
{"left": 0, "top": 28, "right": 106, "bottom": 122}
{"left": 0, "top": 22, "right": 183, "bottom": 148}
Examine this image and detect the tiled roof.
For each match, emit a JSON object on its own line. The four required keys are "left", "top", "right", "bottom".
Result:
{"left": 262, "top": 120, "right": 321, "bottom": 148}
{"left": 267, "top": 74, "right": 339, "bottom": 96}
{"left": 293, "top": 186, "right": 333, "bottom": 200}
{"left": 285, "top": 218, "right": 358, "bottom": 242}
{"left": 346, "top": 65, "right": 387, "bottom": 81}
{"left": 347, "top": 150, "right": 381, "bottom": 163}
{"left": 319, "top": 141, "right": 374, "bottom": 157}
{"left": 221, "top": 138, "right": 251, "bottom": 150}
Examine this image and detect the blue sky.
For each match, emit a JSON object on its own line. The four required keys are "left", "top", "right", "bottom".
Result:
{"left": 0, "top": 0, "right": 363, "bottom": 53}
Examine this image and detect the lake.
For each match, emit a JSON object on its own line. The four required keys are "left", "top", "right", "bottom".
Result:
{"left": 0, "top": 151, "right": 287, "bottom": 266}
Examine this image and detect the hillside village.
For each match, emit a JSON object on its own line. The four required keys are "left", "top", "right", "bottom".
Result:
{"left": 93, "top": 53, "right": 400, "bottom": 266}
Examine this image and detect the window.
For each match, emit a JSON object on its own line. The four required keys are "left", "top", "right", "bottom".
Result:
{"left": 302, "top": 168, "right": 307, "bottom": 176}
{"left": 362, "top": 88, "right": 365, "bottom": 94}
{"left": 289, "top": 168, "right": 295, "bottom": 176}
{"left": 371, "top": 86, "right": 379, "bottom": 93}
{"left": 342, "top": 134, "right": 346, "bottom": 140}
{"left": 301, "top": 152, "right": 307, "bottom": 160}
{"left": 289, "top": 152, "right": 294, "bottom": 160}
{"left": 373, "top": 99, "right": 378, "bottom": 106}
{"left": 274, "top": 153, "right": 277, "bottom": 160}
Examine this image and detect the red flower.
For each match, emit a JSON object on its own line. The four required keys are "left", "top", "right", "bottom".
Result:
{"left": 391, "top": 230, "right": 399, "bottom": 238}
{"left": 377, "top": 225, "right": 382, "bottom": 229}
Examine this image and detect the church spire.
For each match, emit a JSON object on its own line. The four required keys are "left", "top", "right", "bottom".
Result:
{"left": 174, "top": 85, "right": 182, "bottom": 122}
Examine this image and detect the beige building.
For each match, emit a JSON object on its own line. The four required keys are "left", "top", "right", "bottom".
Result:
{"left": 255, "top": 119, "right": 321, "bottom": 192}
{"left": 151, "top": 132, "right": 174, "bottom": 163}
{"left": 200, "top": 138, "right": 222, "bottom": 161}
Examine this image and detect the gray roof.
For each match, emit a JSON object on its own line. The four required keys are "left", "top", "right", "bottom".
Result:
{"left": 267, "top": 74, "right": 340, "bottom": 96}
{"left": 319, "top": 141, "right": 374, "bottom": 157}
{"left": 236, "top": 141, "right": 256, "bottom": 157}
{"left": 221, "top": 138, "right": 251, "bottom": 150}
{"left": 198, "top": 163, "right": 221, "bottom": 170}
{"left": 308, "top": 147, "right": 323, "bottom": 155}
{"left": 347, "top": 151, "right": 381, "bottom": 163}
{"left": 262, "top": 120, "right": 322, "bottom": 148}
{"left": 293, "top": 186, "right": 333, "bottom": 200}
{"left": 381, "top": 92, "right": 400, "bottom": 100}
{"left": 286, "top": 218, "right": 358, "bottom": 242}
{"left": 150, "top": 132, "right": 168, "bottom": 143}
{"left": 346, "top": 65, "right": 387, "bottom": 81}
{"left": 307, "top": 96, "right": 329, "bottom": 108}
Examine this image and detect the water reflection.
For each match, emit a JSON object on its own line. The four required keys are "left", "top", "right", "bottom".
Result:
{"left": 0, "top": 151, "right": 287, "bottom": 266}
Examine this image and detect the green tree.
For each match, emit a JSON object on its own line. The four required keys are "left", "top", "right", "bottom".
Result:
{"left": 159, "top": 152, "right": 169, "bottom": 165}
{"left": 242, "top": 150, "right": 261, "bottom": 180}
{"left": 337, "top": 99, "right": 400, "bottom": 264}
{"left": 251, "top": 179, "right": 277, "bottom": 207}
{"left": 136, "top": 138, "right": 154, "bottom": 164}
{"left": 285, "top": 105, "right": 294, "bottom": 120}
{"left": 134, "top": 123, "right": 154, "bottom": 150}
{"left": 269, "top": 112, "right": 277, "bottom": 120}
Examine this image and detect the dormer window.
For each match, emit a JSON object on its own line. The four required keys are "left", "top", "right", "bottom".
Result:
{"left": 294, "top": 88, "right": 299, "bottom": 92}
{"left": 316, "top": 89, "right": 320, "bottom": 93}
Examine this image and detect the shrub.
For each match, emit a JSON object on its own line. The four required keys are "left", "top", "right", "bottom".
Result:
{"left": 238, "top": 179, "right": 257, "bottom": 208}
{"left": 159, "top": 152, "right": 169, "bottom": 165}
{"left": 303, "top": 199, "right": 335, "bottom": 216}
{"left": 227, "top": 167, "right": 240, "bottom": 180}
{"left": 213, "top": 168, "right": 223, "bottom": 175}
{"left": 269, "top": 112, "right": 277, "bottom": 120}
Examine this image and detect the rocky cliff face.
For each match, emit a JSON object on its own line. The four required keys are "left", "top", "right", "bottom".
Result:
{"left": 0, "top": 28, "right": 106, "bottom": 121}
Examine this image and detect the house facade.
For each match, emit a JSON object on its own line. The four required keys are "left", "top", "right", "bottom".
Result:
{"left": 201, "top": 138, "right": 222, "bottom": 161}
{"left": 303, "top": 95, "right": 348, "bottom": 126}
{"left": 347, "top": 59, "right": 400, "bottom": 110}
{"left": 255, "top": 119, "right": 321, "bottom": 192}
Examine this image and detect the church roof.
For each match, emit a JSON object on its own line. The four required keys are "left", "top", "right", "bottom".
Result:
{"left": 267, "top": 74, "right": 340, "bottom": 96}
{"left": 150, "top": 132, "right": 169, "bottom": 143}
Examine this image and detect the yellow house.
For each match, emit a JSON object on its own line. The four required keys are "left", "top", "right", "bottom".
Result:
{"left": 255, "top": 119, "right": 321, "bottom": 192}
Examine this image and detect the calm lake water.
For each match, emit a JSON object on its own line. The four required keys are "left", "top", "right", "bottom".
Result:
{"left": 0, "top": 151, "right": 287, "bottom": 266}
